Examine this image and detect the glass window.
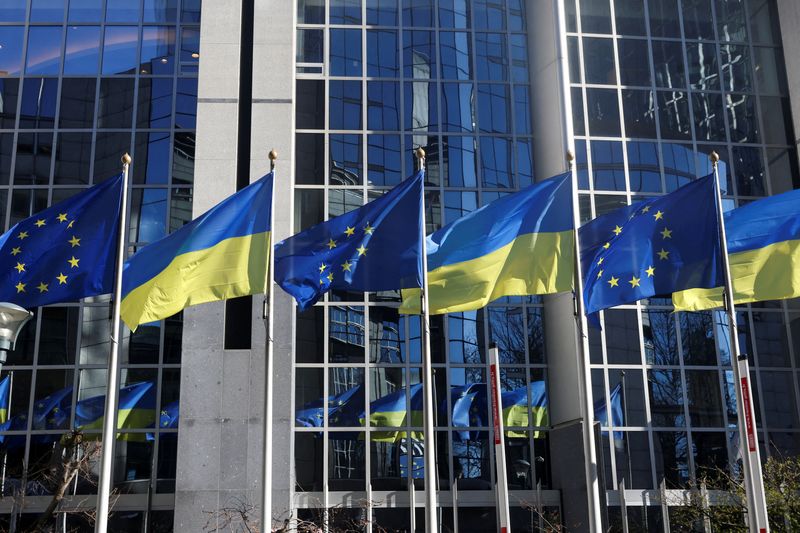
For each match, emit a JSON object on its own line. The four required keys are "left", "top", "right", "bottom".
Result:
{"left": 726, "top": 93, "right": 759, "bottom": 143}
{"left": 175, "top": 78, "right": 197, "bottom": 130}
{"left": 760, "top": 96, "right": 792, "bottom": 146}
{"left": 648, "top": 0, "right": 681, "bottom": 38}
{"left": 627, "top": 142, "right": 662, "bottom": 193}
{"left": 618, "top": 39, "right": 651, "bottom": 86}
{"left": 473, "top": 0, "right": 505, "bottom": 30}
{"left": 442, "top": 136, "right": 477, "bottom": 187}
{"left": 296, "top": 79, "right": 325, "bottom": 130}
{"left": 296, "top": 133, "right": 325, "bottom": 186}
{"left": 441, "top": 83, "right": 474, "bottom": 132}
{"left": 516, "top": 140, "right": 534, "bottom": 188}
{"left": 402, "top": 0, "right": 435, "bottom": 28}
{"left": 715, "top": 0, "right": 748, "bottom": 42}
{"left": 0, "top": 27, "right": 25, "bottom": 76}
{"left": 514, "top": 86, "right": 531, "bottom": 135}
{"left": 130, "top": 188, "right": 167, "bottom": 244}
{"left": 64, "top": 26, "right": 101, "bottom": 75}
{"left": 682, "top": 0, "right": 714, "bottom": 40}
{"left": 367, "top": 81, "right": 400, "bottom": 131}
{"left": 367, "top": 30, "right": 398, "bottom": 78}
{"left": 367, "top": 134, "right": 402, "bottom": 186}
{"left": 657, "top": 91, "right": 691, "bottom": 140}
{"left": 572, "top": 87, "right": 585, "bottom": 136}
{"left": 489, "top": 307, "right": 526, "bottom": 364}
{"left": 404, "top": 81, "right": 437, "bottom": 131}
{"left": 106, "top": 0, "right": 140, "bottom": 21}
{"left": 720, "top": 43, "right": 752, "bottom": 91}
{"left": 684, "top": 370, "right": 723, "bottom": 426}
{"left": 475, "top": 33, "right": 507, "bottom": 82}
{"left": 20, "top": 78, "right": 58, "bottom": 129}
{"left": 330, "top": 0, "right": 361, "bottom": 24}
{"left": 444, "top": 190, "right": 477, "bottom": 224}
{"left": 615, "top": 0, "right": 646, "bottom": 36}
{"left": 180, "top": 27, "right": 200, "bottom": 74}
{"left": 0, "top": 133, "right": 14, "bottom": 185}
{"left": 648, "top": 370, "right": 685, "bottom": 427}
{"left": 329, "top": 134, "right": 362, "bottom": 185}
{"left": 94, "top": 131, "right": 130, "bottom": 179}
{"left": 604, "top": 309, "right": 640, "bottom": 362}
{"left": 102, "top": 26, "right": 139, "bottom": 75}
{"left": 68, "top": 0, "right": 104, "bottom": 22}
{"left": 691, "top": 432, "right": 728, "bottom": 481}
{"left": 652, "top": 41, "right": 686, "bottom": 89}
{"left": 14, "top": 132, "right": 54, "bottom": 185}
{"left": 586, "top": 88, "right": 620, "bottom": 137}
{"left": 480, "top": 137, "right": 513, "bottom": 188}
{"left": 583, "top": 38, "right": 616, "bottom": 85}
{"left": 403, "top": 30, "right": 436, "bottom": 79}
{"left": 0, "top": 1, "right": 27, "bottom": 22}
{"left": 143, "top": 0, "right": 178, "bottom": 22}
{"left": 330, "top": 28, "right": 362, "bottom": 77}
{"left": 753, "top": 312, "right": 790, "bottom": 367}
{"left": 297, "top": 28, "right": 323, "bottom": 65}
{"left": 760, "top": 371, "right": 799, "bottom": 429}
{"left": 439, "top": 0, "right": 469, "bottom": 28}
{"left": 686, "top": 42, "right": 719, "bottom": 91}
{"left": 748, "top": 0, "right": 780, "bottom": 44}
{"left": 137, "top": 78, "right": 173, "bottom": 129}
{"left": 622, "top": 89, "right": 657, "bottom": 138}
{"left": 732, "top": 145, "right": 765, "bottom": 197}
{"left": 329, "top": 80, "right": 362, "bottom": 130}
{"left": 132, "top": 132, "right": 170, "bottom": 185}
{"left": 329, "top": 308, "right": 365, "bottom": 362}
{"left": 692, "top": 92, "right": 726, "bottom": 142}
{"left": 367, "top": 0, "right": 398, "bottom": 25}
{"left": 31, "top": 0, "right": 65, "bottom": 22}
{"left": 98, "top": 78, "right": 134, "bottom": 129}
{"left": 295, "top": 189, "right": 324, "bottom": 232}
{"left": 448, "top": 312, "right": 483, "bottom": 363}
{"left": 298, "top": 0, "right": 325, "bottom": 23}
{"left": 59, "top": 78, "right": 96, "bottom": 129}
{"left": 141, "top": 27, "right": 176, "bottom": 75}
{"left": 440, "top": 32, "right": 471, "bottom": 80}
{"left": 26, "top": 26, "right": 64, "bottom": 76}
{"left": 753, "top": 46, "right": 787, "bottom": 94}
{"left": 478, "top": 84, "right": 509, "bottom": 133}
{"left": 580, "top": 0, "right": 612, "bottom": 34}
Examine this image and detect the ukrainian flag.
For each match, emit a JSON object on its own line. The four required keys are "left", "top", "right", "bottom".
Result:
{"left": 673, "top": 188, "right": 800, "bottom": 311}
{"left": 502, "top": 381, "right": 549, "bottom": 439}
{"left": 400, "top": 173, "right": 573, "bottom": 314}
{"left": 0, "top": 376, "right": 8, "bottom": 424}
{"left": 121, "top": 173, "right": 273, "bottom": 330}
{"left": 75, "top": 381, "right": 156, "bottom": 440}
{"left": 366, "top": 383, "right": 424, "bottom": 442}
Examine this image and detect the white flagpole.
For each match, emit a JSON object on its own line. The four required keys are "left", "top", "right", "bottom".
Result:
{"left": 416, "top": 147, "right": 439, "bottom": 533}
{"left": 710, "top": 152, "right": 770, "bottom": 532}
{"left": 488, "top": 345, "right": 511, "bottom": 532}
{"left": 95, "top": 153, "right": 132, "bottom": 533}
{"left": 1, "top": 371, "right": 13, "bottom": 495}
{"left": 567, "top": 151, "right": 604, "bottom": 532}
{"left": 261, "top": 150, "right": 278, "bottom": 533}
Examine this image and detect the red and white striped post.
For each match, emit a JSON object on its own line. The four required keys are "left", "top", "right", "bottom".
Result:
{"left": 489, "top": 344, "right": 511, "bottom": 533}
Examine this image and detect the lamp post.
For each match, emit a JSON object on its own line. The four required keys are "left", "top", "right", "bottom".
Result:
{"left": 0, "top": 303, "right": 33, "bottom": 369}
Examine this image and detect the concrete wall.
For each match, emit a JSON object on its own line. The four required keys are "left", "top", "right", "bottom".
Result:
{"left": 777, "top": 0, "right": 800, "bottom": 191}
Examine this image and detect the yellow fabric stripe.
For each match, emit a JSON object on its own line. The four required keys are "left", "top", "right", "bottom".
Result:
{"left": 400, "top": 230, "right": 574, "bottom": 314}
{"left": 0, "top": 408, "right": 6, "bottom": 424}
{"left": 504, "top": 405, "right": 549, "bottom": 439}
{"left": 78, "top": 408, "right": 156, "bottom": 432}
{"left": 121, "top": 232, "right": 270, "bottom": 330}
{"left": 673, "top": 238, "right": 800, "bottom": 312}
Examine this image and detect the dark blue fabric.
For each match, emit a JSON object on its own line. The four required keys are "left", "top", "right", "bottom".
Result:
{"left": 580, "top": 174, "right": 723, "bottom": 314}
{"left": 275, "top": 171, "right": 424, "bottom": 311}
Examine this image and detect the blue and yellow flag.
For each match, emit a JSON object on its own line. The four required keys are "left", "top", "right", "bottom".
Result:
{"left": 74, "top": 382, "right": 156, "bottom": 440}
{"left": 159, "top": 400, "right": 179, "bottom": 429}
{"left": 450, "top": 382, "right": 549, "bottom": 441}
{"left": 0, "top": 385, "right": 73, "bottom": 449}
{"left": 275, "top": 171, "right": 423, "bottom": 311}
{"left": 0, "top": 376, "right": 9, "bottom": 424}
{"left": 295, "top": 385, "right": 364, "bottom": 428}
{"left": 594, "top": 383, "right": 624, "bottom": 440}
{"left": 366, "top": 383, "right": 423, "bottom": 442}
{"left": 580, "top": 174, "right": 724, "bottom": 314}
{"left": 401, "top": 173, "right": 573, "bottom": 314}
{"left": 121, "top": 173, "right": 273, "bottom": 330}
{"left": 673, "top": 188, "right": 800, "bottom": 311}
{"left": 0, "top": 175, "right": 123, "bottom": 308}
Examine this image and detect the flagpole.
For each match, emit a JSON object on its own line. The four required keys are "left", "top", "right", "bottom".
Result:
{"left": 1, "top": 371, "right": 13, "bottom": 495}
{"left": 416, "top": 147, "right": 439, "bottom": 533}
{"left": 95, "top": 153, "right": 132, "bottom": 533}
{"left": 567, "top": 151, "right": 604, "bottom": 532}
{"left": 488, "top": 345, "right": 511, "bottom": 532}
{"left": 710, "top": 152, "right": 770, "bottom": 532}
{"left": 261, "top": 150, "right": 278, "bottom": 533}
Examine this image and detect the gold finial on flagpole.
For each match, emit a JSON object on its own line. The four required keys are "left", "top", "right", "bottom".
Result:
{"left": 709, "top": 151, "right": 719, "bottom": 169}
{"left": 269, "top": 149, "right": 278, "bottom": 171}
{"left": 566, "top": 150, "right": 575, "bottom": 163}
{"left": 122, "top": 153, "right": 132, "bottom": 166}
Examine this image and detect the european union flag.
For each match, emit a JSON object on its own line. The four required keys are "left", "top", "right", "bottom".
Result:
{"left": 74, "top": 381, "right": 156, "bottom": 434}
{"left": 275, "top": 171, "right": 424, "bottom": 310}
{"left": 295, "top": 384, "right": 363, "bottom": 428}
{"left": 580, "top": 174, "right": 723, "bottom": 314}
{"left": 594, "top": 383, "right": 624, "bottom": 440}
{"left": 0, "top": 174, "right": 123, "bottom": 308}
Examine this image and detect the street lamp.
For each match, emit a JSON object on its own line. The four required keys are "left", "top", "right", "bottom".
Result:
{"left": 0, "top": 303, "right": 32, "bottom": 369}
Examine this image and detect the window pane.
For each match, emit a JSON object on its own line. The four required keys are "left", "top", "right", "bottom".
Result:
{"left": 20, "top": 78, "right": 57, "bottom": 129}
{"left": 367, "top": 30, "right": 398, "bottom": 77}
{"left": 586, "top": 88, "right": 620, "bottom": 137}
{"left": 330, "top": 28, "right": 362, "bottom": 77}
{"left": 686, "top": 42, "right": 720, "bottom": 91}
{"left": 367, "top": 81, "right": 400, "bottom": 131}
{"left": 583, "top": 38, "right": 616, "bottom": 85}
{"left": 367, "top": 0, "right": 397, "bottom": 25}
{"left": 94, "top": 131, "right": 130, "bottom": 179}
{"left": 99, "top": 78, "right": 134, "bottom": 129}
{"left": 403, "top": 30, "right": 436, "bottom": 79}
{"left": 474, "top": 0, "right": 505, "bottom": 30}
{"left": 404, "top": 81, "right": 437, "bottom": 131}
{"left": 329, "top": 134, "right": 362, "bottom": 185}
{"left": 716, "top": 0, "right": 748, "bottom": 42}
{"left": 296, "top": 133, "right": 325, "bottom": 185}
{"left": 106, "top": 0, "right": 140, "bottom": 22}
{"left": 441, "top": 83, "right": 474, "bottom": 132}
{"left": 648, "top": 370, "right": 685, "bottom": 427}
{"left": 59, "top": 78, "right": 96, "bottom": 129}
{"left": 0, "top": 1, "right": 27, "bottom": 22}
{"left": 298, "top": 0, "right": 325, "bottom": 24}
{"left": 652, "top": 41, "right": 685, "bottom": 89}
{"left": 141, "top": 27, "right": 176, "bottom": 75}
{"left": 475, "top": 33, "right": 507, "bottom": 82}
{"left": 442, "top": 136, "right": 477, "bottom": 187}
{"left": 367, "top": 134, "right": 402, "bottom": 186}
{"left": 402, "top": 0, "right": 435, "bottom": 28}
{"left": 732, "top": 145, "right": 765, "bottom": 197}
{"left": 480, "top": 137, "right": 512, "bottom": 188}
{"left": 627, "top": 141, "right": 661, "bottom": 193}
{"left": 130, "top": 188, "right": 167, "bottom": 244}
{"left": 15, "top": 132, "right": 54, "bottom": 185}
{"left": 580, "top": 0, "right": 612, "bottom": 34}
{"left": 330, "top": 0, "right": 361, "bottom": 24}
{"left": 478, "top": 83, "right": 509, "bottom": 133}
{"left": 648, "top": 0, "right": 680, "bottom": 38}
{"left": 657, "top": 91, "right": 691, "bottom": 140}
{"left": 692, "top": 92, "right": 726, "bottom": 142}
{"left": 330, "top": 309, "right": 365, "bottom": 363}
{"left": 26, "top": 26, "right": 64, "bottom": 75}
{"left": 684, "top": 370, "right": 723, "bottom": 427}
{"left": 726, "top": 93, "right": 759, "bottom": 143}
{"left": 682, "top": 0, "right": 714, "bottom": 40}
{"left": 137, "top": 78, "right": 173, "bottom": 128}
{"left": 439, "top": 0, "right": 470, "bottom": 29}
{"left": 440, "top": 32, "right": 472, "bottom": 80}
{"left": 0, "top": 27, "right": 25, "bottom": 76}
{"left": 64, "top": 26, "right": 101, "bottom": 75}
{"left": 133, "top": 132, "right": 171, "bottom": 185}
{"left": 143, "top": 0, "right": 177, "bottom": 22}
{"left": 622, "top": 89, "right": 657, "bottom": 138}
{"left": 297, "top": 29, "right": 323, "bottom": 65}
{"left": 69, "top": 0, "right": 104, "bottom": 22}
{"left": 618, "top": 39, "right": 651, "bottom": 86}
{"left": 330, "top": 80, "right": 362, "bottom": 130}
{"left": 103, "top": 26, "right": 139, "bottom": 75}
{"left": 615, "top": 0, "right": 646, "bottom": 35}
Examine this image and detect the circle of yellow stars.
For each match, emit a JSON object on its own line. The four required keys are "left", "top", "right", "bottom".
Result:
{"left": 318, "top": 222, "right": 374, "bottom": 286}
{"left": 594, "top": 204, "right": 673, "bottom": 291}
{"left": 10, "top": 212, "right": 80, "bottom": 294}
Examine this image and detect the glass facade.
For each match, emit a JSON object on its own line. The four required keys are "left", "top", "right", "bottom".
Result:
{"left": 0, "top": 0, "right": 199, "bottom": 529}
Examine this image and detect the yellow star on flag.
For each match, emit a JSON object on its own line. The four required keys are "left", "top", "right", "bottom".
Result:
{"left": 364, "top": 223, "right": 374, "bottom": 235}
{"left": 660, "top": 227, "right": 672, "bottom": 239}
{"left": 629, "top": 276, "right": 641, "bottom": 288}
{"left": 14, "top": 262, "right": 25, "bottom": 273}
{"left": 56, "top": 273, "right": 68, "bottom": 285}
{"left": 642, "top": 206, "right": 651, "bottom": 213}
{"left": 657, "top": 248, "right": 670, "bottom": 260}
{"left": 68, "top": 236, "right": 81, "bottom": 247}
{"left": 341, "top": 260, "right": 352, "bottom": 272}
{"left": 319, "top": 263, "right": 327, "bottom": 273}
{"left": 67, "top": 220, "right": 74, "bottom": 228}
{"left": 653, "top": 210, "right": 664, "bottom": 221}
{"left": 597, "top": 270, "right": 603, "bottom": 279}
{"left": 37, "top": 282, "right": 48, "bottom": 293}
{"left": 17, "top": 231, "right": 28, "bottom": 240}
{"left": 603, "top": 242, "right": 610, "bottom": 249}
{"left": 15, "top": 282, "right": 25, "bottom": 293}
{"left": 327, "top": 272, "right": 334, "bottom": 282}
{"left": 34, "top": 219, "right": 46, "bottom": 227}
{"left": 608, "top": 276, "right": 619, "bottom": 288}
{"left": 646, "top": 266, "right": 655, "bottom": 277}
{"left": 344, "top": 226, "right": 355, "bottom": 237}
{"left": 327, "top": 238, "right": 337, "bottom": 249}
{"left": 68, "top": 256, "right": 80, "bottom": 268}
{"left": 357, "top": 245, "right": 367, "bottom": 256}
{"left": 319, "top": 278, "right": 325, "bottom": 285}
{"left": 597, "top": 257, "right": 604, "bottom": 265}
{"left": 613, "top": 225, "right": 622, "bottom": 235}
{"left": 10, "top": 247, "right": 21, "bottom": 256}
{"left": 57, "top": 213, "right": 68, "bottom": 223}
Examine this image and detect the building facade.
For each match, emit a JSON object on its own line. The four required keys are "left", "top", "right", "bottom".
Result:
{"left": 0, "top": 0, "right": 799, "bottom": 531}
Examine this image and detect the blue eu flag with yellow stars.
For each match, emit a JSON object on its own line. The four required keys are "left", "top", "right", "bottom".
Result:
{"left": 275, "top": 171, "right": 424, "bottom": 310}
{"left": 0, "top": 174, "right": 123, "bottom": 308}
{"left": 580, "top": 173, "right": 723, "bottom": 314}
